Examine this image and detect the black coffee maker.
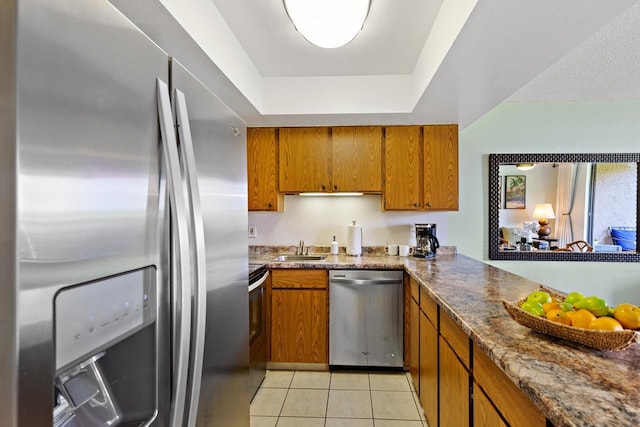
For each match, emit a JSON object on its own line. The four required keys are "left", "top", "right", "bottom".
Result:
{"left": 414, "top": 224, "right": 439, "bottom": 258}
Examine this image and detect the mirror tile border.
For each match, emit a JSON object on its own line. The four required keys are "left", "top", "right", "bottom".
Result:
{"left": 488, "top": 153, "right": 640, "bottom": 262}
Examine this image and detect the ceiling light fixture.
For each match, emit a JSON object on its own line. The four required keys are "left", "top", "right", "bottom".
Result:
{"left": 283, "top": 0, "right": 371, "bottom": 49}
{"left": 515, "top": 163, "right": 536, "bottom": 171}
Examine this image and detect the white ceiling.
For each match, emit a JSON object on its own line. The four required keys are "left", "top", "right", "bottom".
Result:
{"left": 211, "top": 0, "right": 443, "bottom": 77}
{"left": 111, "top": 0, "right": 640, "bottom": 129}
{"left": 508, "top": 0, "right": 640, "bottom": 103}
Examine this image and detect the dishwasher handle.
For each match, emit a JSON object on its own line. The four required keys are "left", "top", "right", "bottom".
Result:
{"left": 331, "top": 277, "right": 401, "bottom": 286}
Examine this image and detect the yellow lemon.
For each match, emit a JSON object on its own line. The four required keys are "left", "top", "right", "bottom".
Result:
{"left": 588, "top": 317, "right": 623, "bottom": 331}
{"left": 567, "top": 309, "right": 596, "bottom": 329}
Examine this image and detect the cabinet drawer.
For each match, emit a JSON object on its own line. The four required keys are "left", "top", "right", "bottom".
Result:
{"left": 271, "top": 269, "right": 327, "bottom": 289}
{"left": 473, "top": 343, "right": 546, "bottom": 427}
{"left": 419, "top": 286, "right": 438, "bottom": 327}
{"left": 439, "top": 311, "right": 470, "bottom": 369}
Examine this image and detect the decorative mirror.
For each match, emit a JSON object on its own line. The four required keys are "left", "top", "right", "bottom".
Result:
{"left": 489, "top": 153, "right": 639, "bottom": 261}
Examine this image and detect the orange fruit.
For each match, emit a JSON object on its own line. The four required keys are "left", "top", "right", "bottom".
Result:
{"left": 588, "top": 317, "right": 623, "bottom": 331}
{"left": 568, "top": 309, "right": 596, "bottom": 328}
{"left": 542, "top": 302, "right": 561, "bottom": 314}
{"left": 613, "top": 303, "right": 640, "bottom": 329}
{"left": 565, "top": 310, "right": 578, "bottom": 324}
{"left": 546, "top": 309, "right": 571, "bottom": 326}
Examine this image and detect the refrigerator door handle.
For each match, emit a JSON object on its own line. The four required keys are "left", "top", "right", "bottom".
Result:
{"left": 157, "top": 79, "right": 192, "bottom": 427}
{"left": 173, "top": 88, "right": 207, "bottom": 427}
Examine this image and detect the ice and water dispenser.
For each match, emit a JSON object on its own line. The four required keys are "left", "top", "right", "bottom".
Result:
{"left": 53, "top": 267, "right": 158, "bottom": 426}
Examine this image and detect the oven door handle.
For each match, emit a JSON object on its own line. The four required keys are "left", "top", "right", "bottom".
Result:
{"left": 249, "top": 271, "right": 269, "bottom": 293}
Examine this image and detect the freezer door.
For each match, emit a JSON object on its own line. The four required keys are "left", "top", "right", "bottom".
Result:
{"left": 3, "top": 0, "right": 169, "bottom": 425}
{"left": 170, "top": 59, "right": 249, "bottom": 427}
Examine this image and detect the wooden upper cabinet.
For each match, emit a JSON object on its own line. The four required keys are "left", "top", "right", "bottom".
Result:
{"left": 247, "top": 127, "right": 282, "bottom": 211}
{"left": 423, "top": 125, "right": 459, "bottom": 210}
{"left": 384, "top": 124, "right": 459, "bottom": 211}
{"left": 332, "top": 126, "right": 382, "bottom": 193}
{"left": 279, "top": 127, "right": 331, "bottom": 193}
{"left": 384, "top": 126, "right": 422, "bottom": 210}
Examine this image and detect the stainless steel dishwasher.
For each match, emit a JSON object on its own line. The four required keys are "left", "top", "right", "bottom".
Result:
{"left": 329, "top": 270, "right": 404, "bottom": 368}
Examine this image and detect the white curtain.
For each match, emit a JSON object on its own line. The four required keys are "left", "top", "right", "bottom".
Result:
{"left": 555, "top": 164, "right": 579, "bottom": 247}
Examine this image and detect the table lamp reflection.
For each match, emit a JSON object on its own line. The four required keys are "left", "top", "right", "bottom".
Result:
{"left": 533, "top": 203, "right": 556, "bottom": 237}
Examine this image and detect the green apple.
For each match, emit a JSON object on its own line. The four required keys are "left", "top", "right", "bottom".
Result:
{"left": 573, "top": 296, "right": 609, "bottom": 317}
{"left": 558, "top": 302, "right": 574, "bottom": 312}
{"left": 527, "top": 291, "right": 552, "bottom": 305}
{"left": 521, "top": 301, "right": 545, "bottom": 317}
{"left": 564, "top": 291, "right": 585, "bottom": 305}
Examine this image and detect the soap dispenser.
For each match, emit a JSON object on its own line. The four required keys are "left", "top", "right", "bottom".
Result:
{"left": 330, "top": 235, "right": 339, "bottom": 255}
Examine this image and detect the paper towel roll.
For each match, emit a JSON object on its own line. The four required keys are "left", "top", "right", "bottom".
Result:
{"left": 346, "top": 221, "right": 362, "bottom": 256}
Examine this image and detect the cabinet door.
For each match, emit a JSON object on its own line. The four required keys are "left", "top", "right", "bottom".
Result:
{"left": 332, "top": 126, "right": 382, "bottom": 192}
{"left": 271, "top": 289, "right": 328, "bottom": 363}
{"left": 279, "top": 127, "right": 331, "bottom": 192}
{"left": 473, "top": 383, "right": 507, "bottom": 427}
{"left": 439, "top": 336, "right": 470, "bottom": 427}
{"left": 384, "top": 126, "right": 422, "bottom": 210}
{"left": 247, "top": 127, "right": 281, "bottom": 211}
{"left": 409, "top": 297, "right": 420, "bottom": 392}
{"left": 473, "top": 343, "right": 546, "bottom": 427}
{"left": 419, "top": 311, "right": 438, "bottom": 427}
{"left": 423, "top": 124, "right": 458, "bottom": 210}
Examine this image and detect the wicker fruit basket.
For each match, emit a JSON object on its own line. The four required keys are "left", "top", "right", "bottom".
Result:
{"left": 502, "top": 285, "right": 640, "bottom": 351}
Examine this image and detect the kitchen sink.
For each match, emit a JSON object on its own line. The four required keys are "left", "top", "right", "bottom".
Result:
{"left": 272, "top": 255, "right": 326, "bottom": 262}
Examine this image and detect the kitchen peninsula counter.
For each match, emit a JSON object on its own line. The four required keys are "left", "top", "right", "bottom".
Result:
{"left": 251, "top": 250, "right": 640, "bottom": 427}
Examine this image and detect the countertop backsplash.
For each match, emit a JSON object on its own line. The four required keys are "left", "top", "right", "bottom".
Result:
{"left": 249, "top": 245, "right": 457, "bottom": 256}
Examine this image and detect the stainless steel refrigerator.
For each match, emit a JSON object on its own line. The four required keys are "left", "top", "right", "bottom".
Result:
{"left": 0, "top": 0, "right": 249, "bottom": 425}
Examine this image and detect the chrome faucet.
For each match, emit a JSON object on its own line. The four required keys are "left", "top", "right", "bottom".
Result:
{"left": 296, "top": 240, "right": 304, "bottom": 255}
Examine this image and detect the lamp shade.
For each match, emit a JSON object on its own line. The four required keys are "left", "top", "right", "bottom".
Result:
{"left": 284, "top": 0, "right": 370, "bottom": 48}
{"left": 532, "top": 203, "right": 555, "bottom": 219}
{"left": 515, "top": 163, "right": 536, "bottom": 171}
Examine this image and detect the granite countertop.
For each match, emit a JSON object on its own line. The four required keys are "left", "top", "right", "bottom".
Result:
{"left": 250, "top": 247, "right": 640, "bottom": 427}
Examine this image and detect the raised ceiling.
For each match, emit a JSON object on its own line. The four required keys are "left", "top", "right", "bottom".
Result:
{"left": 211, "top": 0, "right": 443, "bottom": 77}
{"left": 111, "top": 0, "right": 640, "bottom": 128}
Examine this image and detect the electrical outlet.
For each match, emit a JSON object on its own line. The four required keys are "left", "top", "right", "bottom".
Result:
{"left": 248, "top": 224, "right": 257, "bottom": 238}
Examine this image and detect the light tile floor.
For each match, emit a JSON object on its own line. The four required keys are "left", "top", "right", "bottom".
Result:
{"left": 251, "top": 370, "right": 428, "bottom": 427}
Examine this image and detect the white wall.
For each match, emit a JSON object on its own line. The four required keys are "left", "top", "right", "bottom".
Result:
{"left": 498, "top": 163, "right": 558, "bottom": 230}
{"left": 452, "top": 101, "right": 640, "bottom": 305}
{"left": 248, "top": 195, "right": 449, "bottom": 248}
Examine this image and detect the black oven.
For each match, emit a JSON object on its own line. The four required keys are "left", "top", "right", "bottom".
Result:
{"left": 248, "top": 265, "right": 268, "bottom": 398}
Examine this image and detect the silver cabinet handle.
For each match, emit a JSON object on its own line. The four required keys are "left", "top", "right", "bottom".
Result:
{"left": 173, "top": 88, "right": 207, "bottom": 427}
{"left": 157, "top": 79, "right": 191, "bottom": 427}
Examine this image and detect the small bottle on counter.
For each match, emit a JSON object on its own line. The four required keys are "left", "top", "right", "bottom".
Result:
{"left": 331, "top": 235, "right": 339, "bottom": 255}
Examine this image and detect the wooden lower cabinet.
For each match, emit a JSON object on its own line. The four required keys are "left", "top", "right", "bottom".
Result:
{"left": 409, "top": 293, "right": 420, "bottom": 392}
{"left": 439, "top": 336, "right": 470, "bottom": 427}
{"left": 270, "top": 269, "right": 328, "bottom": 364}
{"left": 473, "top": 383, "right": 507, "bottom": 427}
{"left": 409, "top": 288, "right": 544, "bottom": 427}
{"left": 473, "top": 343, "right": 546, "bottom": 427}
{"left": 419, "top": 311, "right": 438, "bottom": 427}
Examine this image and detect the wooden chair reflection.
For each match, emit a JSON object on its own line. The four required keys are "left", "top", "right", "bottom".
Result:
{"left": 554, "top": 240, "right": 593, "bottom": 252}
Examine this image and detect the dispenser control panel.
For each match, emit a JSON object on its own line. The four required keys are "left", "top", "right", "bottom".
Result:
{"left": 54, "top": 266, "right": 156, "bottom": 371}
